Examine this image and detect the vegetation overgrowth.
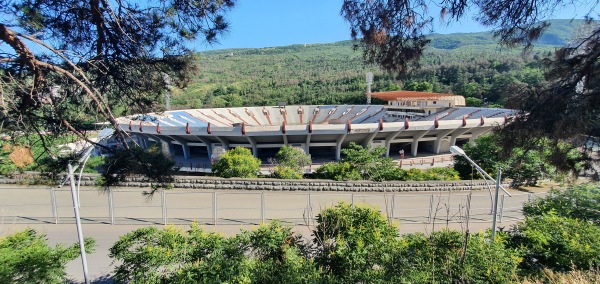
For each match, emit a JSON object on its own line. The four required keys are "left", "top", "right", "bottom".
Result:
{"left": 3, "top": 183, "right": 598, "bottom": 283}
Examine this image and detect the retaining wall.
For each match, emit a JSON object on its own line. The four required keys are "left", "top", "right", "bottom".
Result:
{"left": 0, "top": 173, "right": 507, "bottom": 192}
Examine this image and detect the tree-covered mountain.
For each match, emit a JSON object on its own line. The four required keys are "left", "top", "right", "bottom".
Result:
{"left": 165, "top": 19, "right": 590, "bottom": 111}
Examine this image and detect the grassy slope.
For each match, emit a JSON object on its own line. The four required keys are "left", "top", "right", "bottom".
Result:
{"left": 173, "top": 19, "right": 591, "bottom": 109}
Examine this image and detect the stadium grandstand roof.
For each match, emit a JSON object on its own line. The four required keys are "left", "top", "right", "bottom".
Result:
{"left": 371, "top": 91, "right": 460, "bottom": 100}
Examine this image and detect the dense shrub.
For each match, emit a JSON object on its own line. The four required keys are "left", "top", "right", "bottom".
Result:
{"left": 110, "top": 222, "right": 320, "bottom": 284}
{"left": 508, "top": 213, "right": 600, "bottom": 272}
{"left": 272, "top": 165, "right": 302, "bottom": 179}
{"left": 523, "top": 184, "right": 600, "bottom": 224}
{"left": 212, "top": 147, "right": 261, "bottom": 178}
{"left": 387, "top": 230, "right": 519, "bottom": 283}
{"left": 0, "top": 229, "right": 95, "bottom": 284}
{"left": 314, "top": 161, "right": 361, "bottom": 181}
{"left": 313, "top": 203, "right": 399, "bottom": 283}
{"left": 270, "top": 146, "right": 311, "bottom": 179}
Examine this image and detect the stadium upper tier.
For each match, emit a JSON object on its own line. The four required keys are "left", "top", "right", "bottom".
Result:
{"left": 117, "top": 105, "right": 513, "bottom": 128}
{"left": 116, "top": 105, "right": 515, "bottom": 162}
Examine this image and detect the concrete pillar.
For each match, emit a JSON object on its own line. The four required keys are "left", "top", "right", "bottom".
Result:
{"left": 335, "top": 133, "right": 347, "bottom": 161}
{"left": 411, "top": 130, "right": 429, "bottom": 157}
{"left": 449, "top": 128, "right": 471, "bottom": 146}
{"left": 246, "top": 136, "right": 258, "bottom": 157}
{"left": 305, "top": 134, "right": 312, "bottom": 155}
{"left": 433, "top": 129, "right": 454, "bottom": 154}
{"left": 384, "top": 129, "right": 404, "bottom": 157}
{"left": 469, "top": 127, "right": 492, "bottom": 142}
{"left": 363, "top": 131, "right": 378, "bottom": 147}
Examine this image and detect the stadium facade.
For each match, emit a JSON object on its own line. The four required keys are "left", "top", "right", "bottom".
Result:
{"left": 116, "top": 91, "right": 513, "bottom": 163}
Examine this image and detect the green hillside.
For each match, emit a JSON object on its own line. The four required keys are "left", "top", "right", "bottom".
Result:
{"left": 169, "top": 19, "right": 591, "bottom": 110}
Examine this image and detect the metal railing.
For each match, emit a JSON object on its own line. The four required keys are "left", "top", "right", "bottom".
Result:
{"left": 0, "top": 187, "right": 546, "bottom": 226}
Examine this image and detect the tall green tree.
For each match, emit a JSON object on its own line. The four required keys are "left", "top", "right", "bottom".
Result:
{"left": 341, "top": 142, "right": 402, "bottom": 181}
{"left": 270, "top": 145, "right": 311, "bottom": 179}
{"left": 342, "top": 0, "right": 600, "bottom": 169}
{"left": 212, "top": 146, "right": 261, "bottom": 178}
{"left": 0, "top": 229, "right": 95, "bottom": 284}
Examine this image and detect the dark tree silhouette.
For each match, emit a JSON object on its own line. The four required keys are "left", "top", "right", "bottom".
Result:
{"left": 342, "top": 0, "right": 599, "bottom": 172}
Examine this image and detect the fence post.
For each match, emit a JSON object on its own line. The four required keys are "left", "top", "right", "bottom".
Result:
{"left": 390, "top": 194, "right": 395, "bottom": 222}
{"left": 351, "top": 193, "right": 355, "bottom": 206}
{"left": 466, "top": 192, "right": 472, "bottom": 225}
{"left": 499, "top": 194, "right": 505, "bottom": 222}
{"left": 428, "top": 194, "right": 434, "bottom": 223}
{"left": 161, "top": 190, "right": 167, "bottom": 225}
{"left": 50, "top": 187, "right": 58, "bottom": 224}
{"left": 212, "top": 192, "right": 217, "bottom": 225}
{"left": 306, "top": 193, "right": 312, "bottom": 226}
{"left": 261, "top": 192, "right": 265, "bottom": 224}
{"left": 108, "top": 189, "right": 114, "bottom": 224}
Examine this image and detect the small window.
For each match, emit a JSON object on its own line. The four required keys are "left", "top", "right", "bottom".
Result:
{"left": 433, "top": 101, "right": 437, "bottom": 104}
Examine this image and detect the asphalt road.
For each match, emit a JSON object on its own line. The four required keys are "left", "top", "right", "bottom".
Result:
{"left": 0, "top": 186, "right": 542, "bottom": 283}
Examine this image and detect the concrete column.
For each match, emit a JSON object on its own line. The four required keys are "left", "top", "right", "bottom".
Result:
{"left": 246, "top": 136, "right": 258, "bottom": 157}
{"left": 433, "top": 129, "right": 454, "bottom": 154}
{"left": 215, "top": 136, "right": 230, "bottom": 150}
{"left": 468, "top": 127, "right": 492, "bottom": 142}
{"left": 335, "top": 133, "right": 347, "bottom": 161}
{"left": 384, "top": 129, "right": 404, "bottom": 157}
{"left": 411, "top": 130, "right": 429, "bottom": 157}
{"left": 305, "top": 134, "right": 312, "bottom": 155}
{"left": 449, "top": 128, "right": 471, "bottom": 146}
{"left": 362, "top": 130, "right": 379, "bottom": 147}
{"left": 197, "top": 137, "right": 213, "bottom": 160}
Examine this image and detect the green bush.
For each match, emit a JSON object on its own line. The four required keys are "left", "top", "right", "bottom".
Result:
{"left": 314, "top": 161, "right": 361, "bottom": 181}
{"left": 270, "top": 146, "right": 311, "bottom": 179}
{"left": 387, "top": 230, "right": 519, "bottom": 283}
{"left": 508, "top": 213, "right": 600, "bottom": 272}
{"left": 313, "top": 203, "right": 399, "bottom": 283}
{"left": 272, "top": 165, "right": 302, "bottom": 179}
{"left": 341, "top": 142, "right": 400, "bottom": 181}
{"left": 110, "top": 222, "right": 320, "bottom": 284}
{"left": 422, "top": 167, "right": 461, "bottom": 180}
{"left": 0, "top": 229, "right": 95, "bottom": 284}
{"left": 212, "top": 147, "right": 261, "bottom": 178}
{"left": 523, "top": 184, "right": 600, "bottom": 225}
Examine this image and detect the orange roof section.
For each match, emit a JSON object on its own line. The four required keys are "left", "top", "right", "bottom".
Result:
{"left": 371, "top": 91, "right": 460, "bottom": 101}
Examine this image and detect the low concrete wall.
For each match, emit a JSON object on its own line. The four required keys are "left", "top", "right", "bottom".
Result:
{"left": 0, "top": 173, "right": 506, "bottom": 192}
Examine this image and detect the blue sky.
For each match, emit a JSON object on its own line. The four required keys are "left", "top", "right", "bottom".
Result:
{"left": 199, "top": 0, "right": 598, "bottom": 51}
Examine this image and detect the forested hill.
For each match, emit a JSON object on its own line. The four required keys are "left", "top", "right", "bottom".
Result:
{"left": 169, "top": 19, "right": 590, "bottom": 110}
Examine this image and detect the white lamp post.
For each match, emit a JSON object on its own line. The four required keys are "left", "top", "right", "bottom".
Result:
{"left": 59, "top": 128, "right": 114, "bottom": 284}
{"left": 449, "top": 145, "right": 511, "bottom": 239}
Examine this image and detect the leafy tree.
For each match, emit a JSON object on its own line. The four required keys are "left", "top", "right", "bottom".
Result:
{"left": 453, "top": 134, "right": 503, "bottom": 180}
{"left": 388, "top": 230, "right": 519, "bottom": 283}
{"left": 212, "top": 146, "right": 261, "bottom": 178}
{"left": 99, "top": 145, "right": 177, "bottom": 192}
{"left": 110, "top": 222, "right": 320, "bottom": 284}
{"left": 508, "top": 213, "right": 600, "bottom": 272}
{"left": 504, "top": 147, "right": 556, "bottom": 187}
{"left": 313, "top": 203, "right": 399, "bottom": 283}
{"left": 0, "top": 229, "right": 95, "bottom": 284}
{"left": 341, "top": 0, "right": 600, "bottom": 169}
{"left": 0, "top": 0, "right": 236, "bottom": 184}
{"left": 341, "top": 142, "right": 402, "bottom": 181}
{"left": 523, "top": 184, "right": 600, "bottom": 225}
{"left": 270, "top": 145, "right": 311, "bottom": 179}
{"left": 454, "top": 134, "right": 582, "bottom": 185}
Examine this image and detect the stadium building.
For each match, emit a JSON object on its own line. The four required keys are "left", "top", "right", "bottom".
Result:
{"left": 116, "top": 91, "right": 513, "bottom": 165}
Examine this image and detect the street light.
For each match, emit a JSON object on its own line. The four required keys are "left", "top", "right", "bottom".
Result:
{"left": 59, "top": 128, "right": 114, "bottom": 284}
{"left": 449, "top": 145, "right": 511, "bottom": 239}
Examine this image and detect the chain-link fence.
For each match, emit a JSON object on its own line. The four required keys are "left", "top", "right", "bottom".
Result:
{"left": 0, "top": 187, "right": 546, "bottom": 226}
